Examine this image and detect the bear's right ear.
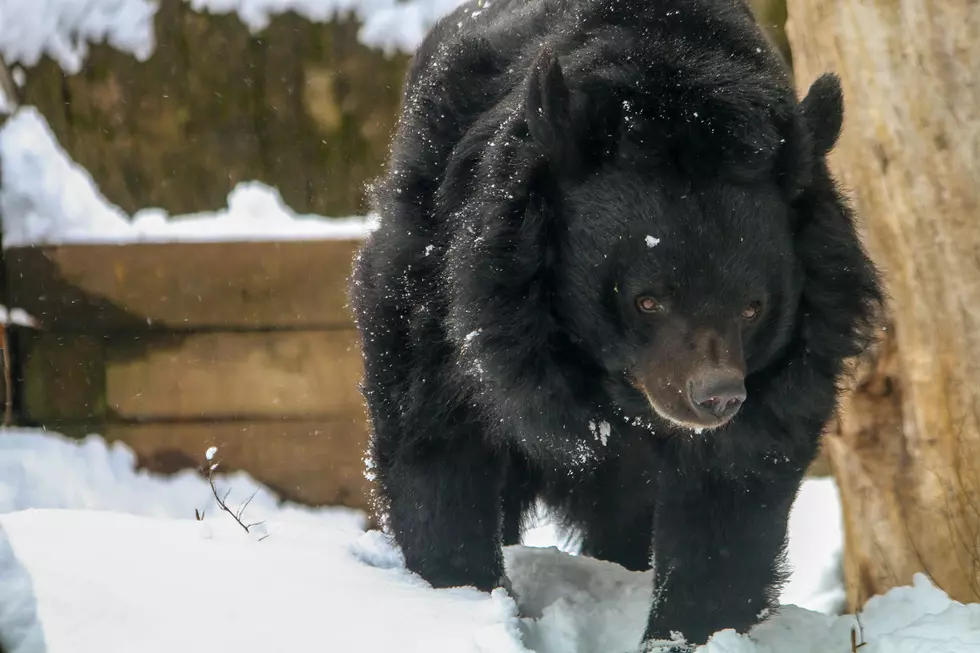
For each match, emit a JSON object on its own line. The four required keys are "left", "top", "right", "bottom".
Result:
{"left": 525, "top": 45, "right": 571, "bottom": 157}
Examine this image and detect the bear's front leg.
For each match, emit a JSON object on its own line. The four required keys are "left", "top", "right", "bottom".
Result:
{"left": 382, "top": 434, "right": 507, "bottom": 592}
{"left": 641, "top": 469, "right": 802, "bottom": 650}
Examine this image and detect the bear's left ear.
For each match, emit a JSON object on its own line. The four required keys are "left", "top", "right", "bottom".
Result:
{"left": 776, "top": 73, "right": 844, "bottom": 197}
{"left": 799, "top": 73, "right": 844, "bottom": 157}
{"left": 525, "top": 45, "right": 572, "bottom": 158}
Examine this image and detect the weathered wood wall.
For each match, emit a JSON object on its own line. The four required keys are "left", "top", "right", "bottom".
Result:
{"left": 17, "top": 0, "right": 409, "bottom": 218}
{"left": 11, "top": 240, "right": 371, "bottom": 509}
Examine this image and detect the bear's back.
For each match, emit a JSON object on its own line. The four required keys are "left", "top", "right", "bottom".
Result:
{"left": 375, "top": 0, "right": 787, "bottom": 238}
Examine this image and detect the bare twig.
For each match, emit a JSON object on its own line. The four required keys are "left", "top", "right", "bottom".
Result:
{"left": 207, "top": 464, "right": 253, "bottom": 535}
{"left": 236, "top": 489, "right": 259, "bottom": 521}
{"left": 201, "top": 447, "right": 269, "bottom": 541}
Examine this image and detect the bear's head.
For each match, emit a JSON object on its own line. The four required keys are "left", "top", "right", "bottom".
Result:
{"left": 445, "top": 46, "right": 880, "bottom": 453}
{"left": 557, "top": 167, "right": 800, "bottom": 431}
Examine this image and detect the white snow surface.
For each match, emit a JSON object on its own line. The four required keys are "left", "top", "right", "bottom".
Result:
{"left": 0, "top": 0, "right": 465, "bottom": 73}
{"left": 0, "top": 306, "right": 38, "bottom": 327}
{"left": 0, "top": 107, "right": 376, "bottom": 247}
{"left": 1, "top": 428, "right": 973, "bottom": 653}
{"left": 0, "top": 0, "right": 157, "bottom": 73}
{"left": 189, "top": 0, "right": 468, "bottom": 54}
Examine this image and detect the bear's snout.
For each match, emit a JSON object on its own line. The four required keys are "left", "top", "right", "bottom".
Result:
{"left": 688, "top": 369, "right": 746, "bottom": 424}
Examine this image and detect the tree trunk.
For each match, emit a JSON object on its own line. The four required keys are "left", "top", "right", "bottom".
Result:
{"left": 17, "top": 0, "right": 409, "bottom": 217}
{"left": 786, "top": 1, "right": 980, "bottom": 609}
{"left": 747, "top": 0, "right": 792, "bottom": 67}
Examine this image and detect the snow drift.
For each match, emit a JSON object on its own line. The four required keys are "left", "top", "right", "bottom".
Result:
{"left": 0, "top": 429, "right": 977, "bottom": 653}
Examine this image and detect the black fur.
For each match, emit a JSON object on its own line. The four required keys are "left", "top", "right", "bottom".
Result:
{"left": 350, "top": 0, "right": 882, "bottom": 649}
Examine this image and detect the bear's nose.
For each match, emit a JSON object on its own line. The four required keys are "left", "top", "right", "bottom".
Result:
{"left": 689, "top": 370, "right": 747, "bottom": 421}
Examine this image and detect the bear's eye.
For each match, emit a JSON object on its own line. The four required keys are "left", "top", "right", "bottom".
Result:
{"left": 636, "top": 296, "right": 663, "bottom": 313}
{"left": 741, "top": 301, "right": 763, "bottom": 321}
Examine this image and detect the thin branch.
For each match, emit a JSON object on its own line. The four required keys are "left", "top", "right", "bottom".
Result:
{"left": 206, "top": 459, "right": 256, "bottom": 536}
{"left": 236, "top": 489, "right": 259, "bottom": 521}
{"left": 197, "top": 448, "right": 269, "bottom": 541}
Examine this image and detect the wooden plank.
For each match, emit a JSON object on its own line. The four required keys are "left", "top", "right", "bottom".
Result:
{"left": 106, "top": 330, "right": 364, "bottom": 420}
{"left": 103, "top": 417, "right": 372, "bottom": 509}
{"left": 5, "top": 240, "right": 364, "bottom": 333}
{"left": 20, "top": 332, "right": 106, "bottom": 422}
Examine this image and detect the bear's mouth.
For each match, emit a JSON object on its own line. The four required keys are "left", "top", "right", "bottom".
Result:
{"left": 624, "top": 373, "right": 738, "bottom": 432}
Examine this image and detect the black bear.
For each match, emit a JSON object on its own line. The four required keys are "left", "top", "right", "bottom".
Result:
{"left": 350, "top": 0, "right": 881, "bottom": 649}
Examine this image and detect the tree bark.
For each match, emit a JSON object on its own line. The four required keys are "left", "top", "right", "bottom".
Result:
{"left": 747, "top": 0, "right": 792, "bottom": 67}
{"left": 18, "top": 0, "right": 409, "bottom": 217}
{"left": 786, "top": 1, "right": 980, "bottom": 609}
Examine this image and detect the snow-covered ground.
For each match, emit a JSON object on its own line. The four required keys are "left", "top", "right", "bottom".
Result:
{"left": 1, "top": 428, "right": 976, "bottom": 653}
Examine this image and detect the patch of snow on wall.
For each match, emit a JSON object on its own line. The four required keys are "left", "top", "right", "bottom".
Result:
{"left": 356, "top": 0, "right": 468, "bottom": 54}
{"left": 0, "top": 107, "right": 376, "bottom": 247}
{"left": 188, "top": 0, "right": 468, "bottom": 53}
{"left": 0, "top": 306, "right": 38, "bottom": 328}
{"left": 0, "top": 0, "right": 468, "bottom": 73}
{"left": 0, "top": 0, "right": 157, "bottom": 72}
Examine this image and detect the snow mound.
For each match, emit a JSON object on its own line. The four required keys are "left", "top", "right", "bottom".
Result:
{"left": 521, "top": 477, "right": 846, "bottom": 615}
{"left": 0, "top": 509, "right": 976, "bottom": 653}
{"left": 1, "top": 427, "right": 959, "bottom": 653}
{"left": 0, "top": 107, "right": 376, "bottom": 247}
{"left": 0, "top": 427, "right": 843, "bottom": 613}
{"left": 0, "top": 428, "right": 364, "bottom": 528}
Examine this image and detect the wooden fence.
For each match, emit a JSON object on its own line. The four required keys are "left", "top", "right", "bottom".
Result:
{"left": 8, "top": 239, "right": 372, "bottom": 509}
